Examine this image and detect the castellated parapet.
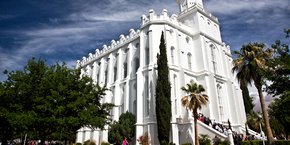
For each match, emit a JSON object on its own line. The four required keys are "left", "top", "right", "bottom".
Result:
{"left": 76, "top": 9, "right": 187, "bottom": 68}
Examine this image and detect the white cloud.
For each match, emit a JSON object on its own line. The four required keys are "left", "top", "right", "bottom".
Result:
{"left": 205, "top": 0, "right": 287, "bottom": 15}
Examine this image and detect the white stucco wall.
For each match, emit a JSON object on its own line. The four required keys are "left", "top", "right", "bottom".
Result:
{"left": 75, "top": 1, "right": 246, "bottom": 144}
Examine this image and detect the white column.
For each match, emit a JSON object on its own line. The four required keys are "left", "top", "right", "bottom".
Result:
{"left": 102, "top": 125, "right": 109, "bottom": 143}
{"left": 172, "top": 124, "right": 179, "bottom": 145}
{"left": 76, "top": 129, "right": 84, "bottom": 143}
{"left": 84, "top": 127, "right": 91, "bottom": 142}
{"left": 135, "top": 31, "right": 145, "bottom": 145}
{"left": 227, "top": 129, "right": 234, "bottom": 145}
{"left": 92, "top": 130, "right": 99, "bottom": 145}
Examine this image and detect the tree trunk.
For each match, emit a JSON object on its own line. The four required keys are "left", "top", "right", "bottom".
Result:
{"left": 194, "top": 112, "right": 199, "bottom": 145}
{"left": 257, "top": 88, "right": 274, "bottom": 144}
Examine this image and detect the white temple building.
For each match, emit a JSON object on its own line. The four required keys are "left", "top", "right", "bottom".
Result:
{"left": 76, "top": 0, "right": 247, "bottom": 144}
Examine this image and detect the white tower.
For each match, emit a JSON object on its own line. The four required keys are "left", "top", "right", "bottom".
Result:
{"left": 177, "top": 0, "right": 222, "bottom": 42}
{"left": 176, "top": 0, "right": 203, "bottom": 12}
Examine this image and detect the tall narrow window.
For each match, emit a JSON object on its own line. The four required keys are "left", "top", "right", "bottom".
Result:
{"left": 97, "top": 62, "right": 101, "bottom": 84}
{"left": 210, "top": 45, "right": 217, "bottom": 73}
{"left": 133, "top": 83, "right": 137, "bottom": 115}
{"left": 120, "top": 85, "right": 125, "bottom": 115}
{"left": 145, "top": 76, "right": 149, "bottom": 116}
{"left": 145, "top": 47, "right": 149, "bottom": 65}
{"left": 123, "top": 62, "right": 127, "bottom": 78}
{"left": 217, "top": 84, "right": 224, "bottom": 121}
{"left": 171, "top": 47, "right": 175, "bottom": 64}
{"left": 104, "top": 70, "right": 108, "bottom": 85}
{"left": 135, "top": 58, "right": 140, "bottom": 73}
{"left": 113, "top": 66, "right": 117, "bottom": 82}
{"left": 174, "top": 75, "right": 178, "bottom": 115}
{"left": 187, "top": 53, "right": 192, "bottom": 70}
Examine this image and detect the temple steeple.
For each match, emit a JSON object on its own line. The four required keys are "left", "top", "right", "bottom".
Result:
{"left": 176, "top": 0, "right": 203, "bottom": 12}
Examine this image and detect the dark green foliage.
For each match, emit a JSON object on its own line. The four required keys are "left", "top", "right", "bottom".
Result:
{"left": 108, "top": 111, "right": 136, "bottom": 144}
{"left": 199, "top": 134, "right": 211, "bottom": 145}
{"left": 269, "top": 96, "right": 290, "bottom": 136}
{"left": 160, "top": 140, "right": 176, "bottom": 145}
{"left": 269, "top": 118, "right": 285, "bottom": 137}
{"left": 155, "top": 32, "right": 171, "bottom": 142}
{"left": 265, "top": 29, "right": 290, "bottom": 137}
{"left": 0, "top": 58, "right": 113, "bottom": 145}
{"left": 100, "top": 142, "right": 110, "bottom": 145}
{"left": 265, "top": 31, "right": 290, "bottom": 97}
{"left": 213, "top": 136, "right": 230, "bottom": 145}
{"left": 181, "top": 143, "right": 192, "bottom": 145}
{"left": 76, "top": 143, "right": 82, "bottom": 145}
{"left": 84, "top": 140, "right": 96, "bottom": 145}
{"left": 239, "top": 80, "right": 254, "bottom": 114}
{"left": 242, "top": 140, "right": 290, "bottom": 145}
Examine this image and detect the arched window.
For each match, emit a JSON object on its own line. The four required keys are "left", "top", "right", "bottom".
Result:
{"left": 123, "top": 48, "right": 128, "bottom": 79}
{"left": 210, "top": 44, "right": 217, "bottom": 73}
{"left": 186, "top": 36, "right": 190, "bottom": 44}
{"left": 135, "top": 43, "right": 140, "bottom": 49}
{"left": 187, "top": 53, "right": 192, "bottom": 70}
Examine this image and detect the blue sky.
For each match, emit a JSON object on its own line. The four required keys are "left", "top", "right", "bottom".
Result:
{"left": 0, "top": 0, "right": 289, "bottom": 81}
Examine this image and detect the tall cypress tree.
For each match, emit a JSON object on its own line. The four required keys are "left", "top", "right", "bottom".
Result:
{"left": 155, "top": 32, "right": 171, "bottom": 143}
{"left": 239, "top": 80, "right": 254, "bottom": 114}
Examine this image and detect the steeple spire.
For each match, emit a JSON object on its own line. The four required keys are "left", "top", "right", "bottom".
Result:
{"left": 176, "top": 0, "right": 203, "bottom": 12}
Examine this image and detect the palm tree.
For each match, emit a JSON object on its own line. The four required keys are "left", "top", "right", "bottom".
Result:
{"left": 232, "top": 43, "right": 274, "bottom": 144}
{"left": 246, "top": 111, "right": 264, "bottom": 133}
{"left": 181, "top": 81, "right": 209, "bottom": 145}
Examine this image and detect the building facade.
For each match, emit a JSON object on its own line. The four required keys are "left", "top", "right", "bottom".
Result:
{"left": 76, "top": 0, "right": 247, "bottom": 144}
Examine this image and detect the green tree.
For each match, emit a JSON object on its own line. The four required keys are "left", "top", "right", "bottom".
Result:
{"left": 181, "top": 81, "right": 209, "bottom": 145}
{"left": 266, "top": 29, "right": 290, "bottom": 138}
{"left": 269, "top": 96, "right": 290, "bottom": 137}
{"left": 108, "top": 112, "right": 136, "bottom": 145}
{"left": 239, "top": 80, "right": 254, "bottom": 114}
{"left": 0, "top": 58, "right": 113, "bottom": 145}
{"left": 266, "top": 29, "right": 290, "bottom": 96}
{"left": 246, "top": 111, "right": 263, "bottom": 133}
{"left": 269, "top": 117, "right": 285, "bottom": 137}
{"left": 155, "top": 32, "right": 171, "bottom": 143}
{"left": 232, "top": 43, "right": 274, "bottom": 144}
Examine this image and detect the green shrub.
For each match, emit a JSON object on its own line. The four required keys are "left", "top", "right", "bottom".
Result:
{"left": 242, "top": 140, "right": 290, "bottom": 145}
{"left": 100, "top": 142, "right": 110, "bottom": 145}
{"left": 219, "top": 139, "right": 230, "bottom": 145}
{"left": 83, "top": 140, "right": 96, "bottom": 145}
{"left": 274, "top": 140, "right": 290, "bottom": 145}
{"left": 181, "top": 143, "right": 192, "bottom": 145}
{"left": 76, "top": 143, "right": 82, "bottom": 145}
{"left": 160, "top": 141, "right": 176, "bottom": 145}
{"left": 199, "top": 134, "right": 211, "bottom": 145}
{"left": 213, "top": 136, "right": 230, "bottom": 145}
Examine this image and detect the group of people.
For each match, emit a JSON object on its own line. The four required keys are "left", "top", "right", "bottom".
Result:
{"left": 197, "top": 113, "right": 231, "bottom": 136}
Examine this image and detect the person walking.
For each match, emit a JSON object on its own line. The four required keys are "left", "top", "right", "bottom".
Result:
{"left": 122, "top": 137, "right": 129, "bottom": 145}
